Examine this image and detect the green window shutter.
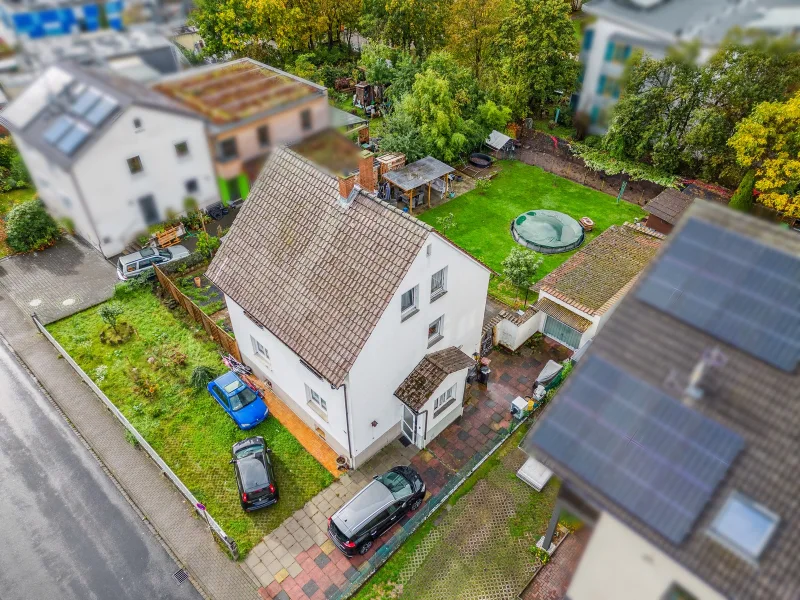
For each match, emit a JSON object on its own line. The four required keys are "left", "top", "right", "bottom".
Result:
{"left": 605, "top": 41, "right": 615, "bottom": 61}
{"left": 597, "top": 75, "right": 606, "bottom": 95}
{"left": 218, "top": 177, "right": 230, "bottom": 205}
{"left": 237, "top": 173, "right": 250, "bottom": 200}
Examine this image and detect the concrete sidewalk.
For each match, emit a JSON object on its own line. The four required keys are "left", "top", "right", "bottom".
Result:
{"left": 0, "top": 295, "right": 259, "bottom": 600}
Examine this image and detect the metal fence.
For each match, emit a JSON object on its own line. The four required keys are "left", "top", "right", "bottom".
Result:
{"left": 153, "top": 265, "right": 242, "bottom": 362}
{"left": 333, "top": 414, "right": 531, "bottom": 599}
{"left": 32, "top": 314, "right": 240, "bottom": 560}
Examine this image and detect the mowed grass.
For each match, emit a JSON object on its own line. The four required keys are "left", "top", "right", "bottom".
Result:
{"left": 47, "top": 288, "right": 333, "bottom": 556}
{"left": 419, "top": 161, "right": 646, "bottom": 301}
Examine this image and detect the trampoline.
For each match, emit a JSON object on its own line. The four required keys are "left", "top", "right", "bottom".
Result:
{"left": 511, "top": 210, "right": 585, "bottom": 254}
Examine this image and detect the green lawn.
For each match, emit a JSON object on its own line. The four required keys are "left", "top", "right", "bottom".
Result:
{"left": 0, "top": 186, "right": 36, "bottom": 217}
{"left": 47, "top": 288, "right": 333, "bottom": 556}
{"left": 419, "top": 161, "right": 645, "bottom": 305}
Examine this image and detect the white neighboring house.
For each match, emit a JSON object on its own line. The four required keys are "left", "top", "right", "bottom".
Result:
{"left": 0, "top": 61, "right": 218, "bottom": 257}
{"left": 494, "top": 223, "right": 663, "bottom": 353}
{"left": 206, "top": 145, "right": 491, "bottom": 468}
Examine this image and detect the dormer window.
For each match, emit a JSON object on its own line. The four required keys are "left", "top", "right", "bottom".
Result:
{"left": 708, "top": 492, "right": 779, "bottom": 562}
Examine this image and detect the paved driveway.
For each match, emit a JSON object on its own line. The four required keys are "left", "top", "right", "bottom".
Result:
{"left": 0, "top": 236, "right": 117, "bottom": 324}
{"left": 0, "top": 339, "right": 202, "bottom": 600}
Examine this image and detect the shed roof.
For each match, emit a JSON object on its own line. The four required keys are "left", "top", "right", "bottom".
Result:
{"left": 382, "top": 156, "right": 455, "bottom": 191}
{"left": 329, "top": 106, "right": 367, "bottom": 128}
{"left": 485, "top": 130, "right": 512, "bottom": 150}
{"left": 394, "top": 347, "right": 475, "bottom": 411}
{"left": 644, "top": 188, "right": 695, "bottom": 226}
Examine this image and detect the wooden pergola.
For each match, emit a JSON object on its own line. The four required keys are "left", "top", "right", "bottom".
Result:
{"left": 381, "top": 156, "right": 455, "bottom": 215}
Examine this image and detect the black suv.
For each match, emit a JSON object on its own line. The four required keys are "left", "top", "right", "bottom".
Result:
{"left": 230, "top": 436, "right": 279, "bottom": 511}
{"left": 328, "top": 466, "right": 425, "bottom": 556}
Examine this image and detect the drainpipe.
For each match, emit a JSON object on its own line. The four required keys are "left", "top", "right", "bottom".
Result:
{"left": 542, "top": 498, "right": 564, "bottom": 551}
{"left": 341, "top": 383, "right": 355, "bottom": 468}
{"left": 69, "top": 172, "right": 105, "bottom": 257}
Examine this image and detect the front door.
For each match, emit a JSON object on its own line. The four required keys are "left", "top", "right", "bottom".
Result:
{"left": 401, "top": 405, "right": 416, "bottom": 445}
{"left": 138, "top": 194, "right": 159, "bottom": 226}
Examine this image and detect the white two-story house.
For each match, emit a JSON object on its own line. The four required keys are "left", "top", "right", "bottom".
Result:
{"left": 1, "top": 61, "right": 218, "bottom": 257}
{"left": 206, "top": 143, "right": 491, "bottom": 468}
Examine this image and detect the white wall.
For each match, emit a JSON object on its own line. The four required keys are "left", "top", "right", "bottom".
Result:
{"left": 346, "top": 232, "right": 490, "bottom": 466}
{"left": 73, "top": 105, "right": 218, "bottom": 256}
{"left": 226, "top": 297, "right": 351, "bottom": 458}
{"left": 568, "top": 513, "right": 726, "bottom": 600}
{"left": 496, "top": 311, "right": 545, "bottom": 352}
{"left": 418, "top": 368, "right": 468, "bottom": 444}
{"left": 13, "top": 136, "right": 99, "bottom": 247}
{"left": 538, "top": 291, "right": 600, "bottom": 350}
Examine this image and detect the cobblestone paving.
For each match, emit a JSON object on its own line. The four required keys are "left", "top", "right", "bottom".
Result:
{"left": 255, "top": 342, "right": 566, "bottom": 600}
{"left": 521, "top": 527, "right": 591, "bottom": 600}
{"left": 0, "top": 236, "right": 117, "bottom": 324}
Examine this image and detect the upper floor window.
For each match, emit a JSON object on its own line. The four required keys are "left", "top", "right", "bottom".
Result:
{"left": 597, "top": 75, "right": 621, "bottom": 99}
{"left": 175, "top": 141, "right": 190, "bottom": 157}
{"left": 127, "top": 155, "right": 143, "bottom": 174}
{"left": 257, "top": 124, "right": 270, "bottom": 148}
{"left": 605, "top": 41, "right": 632, "bottom": 64}
{"left": 431, "top": 267, "right": 447, "bottom": 300}
{"left": 428, "top": 315, "right": 444, "bottom": 347}
{"left": 401, "top": 285, "right": 418, "bottom": 320}
{"left": 133, "top": 117, "right": 143, "bottom": 130}
{"left": 305, "top": 384, "right": 327, "bottom": 413}
{"left": 218, "top": 138, "right": 238, "bottom": 161}
{"left": 251, "top": 336, "right": 271, "bottom": 369}
{"left": 300, "top": 109, "right": 312, "bottom": 132}
{"left": 185, "top": 178, "right": 198, "bottom": 194}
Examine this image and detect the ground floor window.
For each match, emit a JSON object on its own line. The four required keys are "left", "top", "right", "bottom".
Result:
{"left": 251, "top": 336, "right": 271, "bottom": 369}
{"left": 434, "top": 383, "right": 456, "bottom": 412}
{"left": 543, "top": 315, "right": 582, "bottom": 350}
{"left": 305, "top": 384, "right": 327, "bottom": 413}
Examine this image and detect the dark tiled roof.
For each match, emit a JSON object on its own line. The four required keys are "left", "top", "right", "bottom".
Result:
{"left": 532, "top": 298, "right": 592, "bottom": 333}
{"left": 525, "top": 201, "right": 800, "bottom": 600}
{"left": 644, "top": 188, "right": 695, "bottom": 225}
{"left": 206, "top": 146, "right": 431, "bottom": 386}
{"left": 394, "top": 347, "right": 475, "bottom": 411}
{"left": 535, "top": 224, "right": 662, "bottom": 315}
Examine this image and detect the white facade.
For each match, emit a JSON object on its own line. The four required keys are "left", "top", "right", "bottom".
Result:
{"left": 226, "top": 231, "right": 490, "bottom": 468}
{"left": 567, "top": 513, "right": 726, "bottom": 600}
{"left": 15, "top": 104, "right": 218, "bottom": 257}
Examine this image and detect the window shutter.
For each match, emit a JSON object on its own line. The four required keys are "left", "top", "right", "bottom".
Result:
{"left": 605, "top": 41, "right": 615, "bottom": 61}
{"left": 597, "top": 75, "right": 606, "bottom": 95}
{"left": 583, "top": 29, "right": 594, "bottom": 52}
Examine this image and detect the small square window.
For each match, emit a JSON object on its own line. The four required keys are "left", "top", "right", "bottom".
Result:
{"left": 251, "top": 336, "right": 271, "bottom": 368}
{"left": 175, "top": 141, "right": 189, "bottom": 157}
{"left": 428, "top": 315, "right": 444, "bottom": 345}
{"left": 431, "top": 267, "right": 447, "bottom": 299}
{"left": 133, "top": 118, "right": 142, "bottom": 129}
{"left": 305, "top": 384, "right": 327, "bottom": 413}
{"left": 257, "top": 124, "right": 270, "bottom": 147}
{"left": 185, "top": 179, "right": 198, "bottom": 194}
{"left": 434, "top": 383, "right": 456, "bottom": 411}
{"left": 127, "top": 155, "right": 143, "bottom": 174}
{"left": 218, "top": 138, "right": 238, "bottom": 160}
{"left": 300, "top": 109, "right": 312, "bottom": 131}
{"left": 708, "top": 492, "right": 779, "bottom": 561}
{"left": 401, "top": 285, "right": 418, "bottom": 315}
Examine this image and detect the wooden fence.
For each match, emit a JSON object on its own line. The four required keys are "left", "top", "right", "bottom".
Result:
{"left": 153, "top": 265, "right": 242, "bottom": 362}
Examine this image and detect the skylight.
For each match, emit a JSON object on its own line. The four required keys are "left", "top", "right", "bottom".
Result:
{"left": 708, "top": 492, "right": 779, "bottom": 561}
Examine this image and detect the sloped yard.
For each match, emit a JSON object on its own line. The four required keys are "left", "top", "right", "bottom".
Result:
{"left": 418, "top": 161, "right": 646, "bottom": 305}
{"left": 47, "top": 287, "right": 333, "bottom": 556}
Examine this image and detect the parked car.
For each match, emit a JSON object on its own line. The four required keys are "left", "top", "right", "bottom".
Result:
{"left": 207, "top": 372, "right": 269, "bottom": 430}
{"left": 328, "top": 466, "right": 425, "bottom": 556}
{"left": 230, "top": 436, "right": 278, "bottom": 511}
{"left": 116, "top": 245, "right": 190, "bottom": 281}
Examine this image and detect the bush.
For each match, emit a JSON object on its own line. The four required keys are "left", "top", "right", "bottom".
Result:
{"left": 729, "top": 170, "right": 755, "bottom": 213}
{"left": 190, "top": 364, "right": 217, "bottom": 389}
{"left": 196, "top": 231, "right": 220, "bottom": 260}
{"left": 114, "top": 274, "right": 151, "bottom": 298}
{"left": 9, "top": 153, "right": 30, "bottom": 187}
{"left": 5, "top": 199, "right": 61, "bottom": 253}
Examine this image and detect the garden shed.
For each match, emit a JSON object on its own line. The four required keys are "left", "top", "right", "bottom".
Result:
{"left": 486, "top": 130, "right": 514, "bottom": 158}
{"left": 381, "top": 156, "right": 455, "bottom": 215}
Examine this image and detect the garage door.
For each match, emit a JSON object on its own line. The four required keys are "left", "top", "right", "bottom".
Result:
{"left": 543, "top": 315, "right": 582, "bottom": 350}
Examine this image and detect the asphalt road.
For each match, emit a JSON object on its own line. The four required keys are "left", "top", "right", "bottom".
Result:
{"left": 0, "top": 341, "right": 203, "bottom": 600}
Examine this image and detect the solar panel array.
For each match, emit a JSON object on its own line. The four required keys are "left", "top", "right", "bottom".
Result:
{"left": 42, "top": 84, "right": 120, "bottom": 157}
{"left": 527, "top": 355, "right": 744, "bottom": 544}
{"left": 636, "top": 218, "right": 800, "bottom": 372}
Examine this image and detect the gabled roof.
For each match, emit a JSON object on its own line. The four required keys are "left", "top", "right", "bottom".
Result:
{"left": 205, "top": 146, "right": 433, "bottom": 387}
{"left": 1, "top": 61, "right": 200, "bottom": 169}
{"left": 524, "top": 201, "right": 800, "bottom": 599}
{"left": 395, "top": 347, "right": 475, "bottom": 411}
{"left": 644, "top": 188, "right": 695, "bottom": 226}
{"left": 534, "top": 224, "right": 662, "bottom": 316}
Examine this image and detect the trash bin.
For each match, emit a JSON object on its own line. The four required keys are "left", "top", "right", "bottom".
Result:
{"left": 478, "top": 366, "right": 491, "bottom": 384}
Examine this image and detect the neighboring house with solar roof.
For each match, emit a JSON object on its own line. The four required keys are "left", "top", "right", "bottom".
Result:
{"left": 521, "top": 200, "right": 800, "bottom": 600}
{"left": 0, "top": 61, "right": 218, "bottom": 257}
{"left": 493, "top": 223, "right": 662, "bottom": 352}
{"left": 576, "top": 0, "right": 798, "bottom": 134}
{"left": 206, "top": 143, "right": 491, "bottom": 468}
{"left": 151, "top": 58, "right": 331, "bottom": 205}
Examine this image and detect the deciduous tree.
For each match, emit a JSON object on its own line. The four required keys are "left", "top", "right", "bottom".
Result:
{"left": 444, "top": 0, "right": 508, "bottom": 80}
{"left": 502, "top": 247, "right": 543, "bottom": 300}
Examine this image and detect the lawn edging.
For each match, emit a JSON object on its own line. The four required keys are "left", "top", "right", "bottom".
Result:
{"left": 32, "top": 312, "right": 240, "bottom": 560}
{"left": 336, "top": 413, "right": 534, "bottom": 600}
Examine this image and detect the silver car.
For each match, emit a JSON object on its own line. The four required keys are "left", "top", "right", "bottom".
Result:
{"left": 116, "top": 245, "right": 190, "bottom": 280}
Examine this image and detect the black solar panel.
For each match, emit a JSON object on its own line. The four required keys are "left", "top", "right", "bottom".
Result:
{"left": 527, "top": 356, "right": 744, "bottom": 544}
{"left": 636, "top": 218, "right": 800, "bottom": 372}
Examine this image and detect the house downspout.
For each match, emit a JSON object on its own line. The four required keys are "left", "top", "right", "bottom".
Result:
{"left": 70, "top": 172, "right": 105, "bottom": 257}
{"left": 341, "top": 383, "right": 355, "bottom": 468}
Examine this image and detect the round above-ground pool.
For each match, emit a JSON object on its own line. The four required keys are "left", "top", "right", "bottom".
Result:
{"left": 511, "top": 210, "right": 585, "bottom": 254}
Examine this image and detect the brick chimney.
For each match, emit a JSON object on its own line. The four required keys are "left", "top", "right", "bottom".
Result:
{"left": 338, "top": 174, "right": 356, "bottom": 200}
{"left": 358, "top": 150, "right": 375, "bottom": 193}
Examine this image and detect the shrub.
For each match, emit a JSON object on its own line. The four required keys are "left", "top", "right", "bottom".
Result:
{"left": 190, "top": 365, "right": 217, "bottom": 389}
{"left": 5, "top": 199, "right": 61, "bottom": 253}
{"left": 99, "top": 302, "right": 124, "bottom": 333}
{"left": 196, "top": 231, "right": 220, "bottom": 260}
{"left": 9, "top": 153, "right": 30, "bottom": 187}
{"left": 729, "top": 170, "right": 755, "bottom": 213}
{"left": 474, "top": 179, "right": 491, "bottom": 194}
{"left": 114, "top": 274, "right": 151, "bottom": 298}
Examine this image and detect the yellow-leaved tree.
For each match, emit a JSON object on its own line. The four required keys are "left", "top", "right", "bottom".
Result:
{"left": 729, "top": 92, "right": 800, "bottom": 218}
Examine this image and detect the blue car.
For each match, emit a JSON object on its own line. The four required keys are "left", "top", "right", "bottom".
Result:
{"left": 207, "top": 372, "right": 269, "bottom": 430}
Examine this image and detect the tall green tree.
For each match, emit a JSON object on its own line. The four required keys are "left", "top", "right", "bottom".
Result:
{"left": 492, "top": 0, "right": 580, "bottom": 119}
{"left": 444, "top": 0, "right": 509, "bottom": 80}
{"left": 364, "top": 0, "right": 447, "bottom": 56}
